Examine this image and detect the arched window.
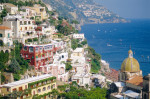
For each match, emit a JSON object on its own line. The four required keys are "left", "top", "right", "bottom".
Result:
{"left": 43, "top": 87, "right": 46, "bottom": 91}
{"left": 47, "top": 86, "right": 50, "bottom": 90}
{"left": 38, "top": 89, "right": 41, "bottom": 93}
{"left": 53, "top": 84, "right": 55, "bottom": 89}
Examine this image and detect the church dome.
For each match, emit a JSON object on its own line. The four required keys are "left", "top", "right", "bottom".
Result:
{"left": 121, "top": 49, "right": 140, "bottom": 72}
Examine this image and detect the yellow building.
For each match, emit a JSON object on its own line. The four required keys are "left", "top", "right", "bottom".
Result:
{"left": 32, "top": 4, "right": 48, "bottom": 21}
{"left": 0, "top": 74, "right": 57, "bottom": 99}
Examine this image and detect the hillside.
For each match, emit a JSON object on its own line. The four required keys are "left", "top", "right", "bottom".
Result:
{"left": 43, "top": 0, "right": 127, "bottom": 24}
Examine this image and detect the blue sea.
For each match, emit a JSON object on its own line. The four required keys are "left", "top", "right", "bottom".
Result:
{"left": 80, "top": 19, "right": 150, "bottom": 76}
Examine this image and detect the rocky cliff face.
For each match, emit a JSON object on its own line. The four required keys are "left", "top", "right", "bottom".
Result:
{"left": 43, "top": 0, "right": 127, "bottom": 24}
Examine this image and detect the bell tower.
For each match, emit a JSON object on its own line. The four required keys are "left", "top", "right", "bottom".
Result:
{"left": 128, "top": 49, "right": 133, "bottom": 58}
{"left": 142, "top": 74, "right": 150, "bottom": 99}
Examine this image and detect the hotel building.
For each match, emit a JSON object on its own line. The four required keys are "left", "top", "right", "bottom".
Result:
{"left": 0, "top": 74, "right": 57, "bottom": 99}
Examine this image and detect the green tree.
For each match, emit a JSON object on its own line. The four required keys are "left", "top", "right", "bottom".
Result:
{"left": 0, "top": 50, "right": 9, "bottom": 63}
{"left": 13, "top": 73, "right": 21, "bottom": 81}
{"left": 81, "top": 40, "right": 87, "bottom": 45}
{"left": 30, "top": 17, "right": 34, "bottom": 20}
{"left": 33, "top": 38, "right": 38, "bottom": 41}
{"left": 17, "top": 1, "right": 24, "bottom": 8}
{"left": 71, "top": 39, "right": 79, "bottom": 50}
{"left": 1, "top": 9, "right": 8, "bottom": 18}
{"left": 87, "top": 46, "right": 101, "bottom": 73}
{"left": 1, "top": 73, "right": 6, "bottom": 83}
{"left": 35, "top": 21, "right": 42, "bottom": 25}
{"left": 57, "top": 84, "right": 107, "bottom": 99}
{"left": 0, "top": 62, "right": 6, "bottom": 71}
{"left": 65, "top": 62, "right": 72, "bottom": 71}
{"left": 8, "top": 58, "right": 20, "bottom": 74}
{"left": 77, "top": 44, "right": 83, "bottom": 47}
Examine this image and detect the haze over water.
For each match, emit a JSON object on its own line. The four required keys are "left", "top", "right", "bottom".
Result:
{"left": 80, "top": 19, "right": 150, "bottom": 76}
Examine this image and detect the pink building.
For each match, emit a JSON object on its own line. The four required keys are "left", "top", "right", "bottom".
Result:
{"left": 45, "top": 64, "right": 68, "bottom": 82}
{"left": 44, "top": 53, "right": 69, "bottom": 82}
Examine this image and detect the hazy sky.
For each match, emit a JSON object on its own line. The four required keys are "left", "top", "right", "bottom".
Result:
{"left": 94, "top": 0, "right": 150, "bottom": 19}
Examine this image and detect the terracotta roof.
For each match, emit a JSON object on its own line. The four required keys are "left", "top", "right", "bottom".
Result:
{"left": 126, "top": 76, "right": 143, "bottom": 87}
{"left": 0, "top": 26, "right": 11, "bottom": 30}
{"left": 105, "top": 68, "right": 119, "bottom": 82}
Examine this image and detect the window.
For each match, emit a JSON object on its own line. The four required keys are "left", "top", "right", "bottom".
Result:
{"left": 8, "top": 33, "right": 10, "bottom": 38}
{"left": 29, "top": 47, "right": 33, "bottom": 52}
{"left": 7, "top": 88, "right": 9, "bottom": 91}
{"left": 40, "top": 47, "right": 43, "bottom": 51}
{"left": 12, "top": 88, "right": 16, "bottom": 91}
{"left": 25, "top": 85, "right": 27, "bottom": 89}
{"left": 26, "top": 55, "right": 28, "bottom": 58}
{"left": 35, "top": 47, "right": 39, "bottom": 52}
{"left": 38, "top": 89, "right": 41, "bottom": 93}
{"left": 40, "top": 9, "right": 44, "bottom": 12}
{"left": 24, "top": 46, "right": 27, "bottom": 50}
{"left": 33, "top": 91, "right": 35, "bottom": 95}
{"left": 24, "top": 21, "right": 27, "bottom": 25}
{"left": 19, "top": 87, "right": 22, "bottom": 91}
{"left": 7, "top": 42, "right": 10, "bottom": 46}
{"left": 52, "top": 84, "right": 55, "bottom": 89}
{"left": 0, "top": 34, "right": 3, "bottom": 37}
{"left": 28, "top": 21, "right": 31, "bottom": 24}
{"left": 43, "top": 87, "right": 46, "bottom": 91}
{"left": 20, "top": 21, "right": 23, "bottom": 25}
{"left": 47, "top": 86, "right": 50, "bottom": 90}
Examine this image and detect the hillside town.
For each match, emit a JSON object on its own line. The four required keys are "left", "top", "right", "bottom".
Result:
{"left": 0, "top": 1, "right": 149, "bottom": 99}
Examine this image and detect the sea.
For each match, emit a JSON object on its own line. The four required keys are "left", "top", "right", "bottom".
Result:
{"left": 80, "top": 19, "right": 150, "bottom": 76}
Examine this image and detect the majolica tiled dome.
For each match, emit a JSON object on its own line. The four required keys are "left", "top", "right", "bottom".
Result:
{"left": 121, "top": 49, "right": 140, "bottom": 72}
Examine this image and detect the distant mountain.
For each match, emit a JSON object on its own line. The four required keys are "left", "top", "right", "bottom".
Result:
{"left": 43, "top": 0, "right": 127, "bottom": 24}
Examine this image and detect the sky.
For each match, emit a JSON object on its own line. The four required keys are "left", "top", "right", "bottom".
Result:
{"left": 94, "top": 0, "right": 150, "bottom": 19}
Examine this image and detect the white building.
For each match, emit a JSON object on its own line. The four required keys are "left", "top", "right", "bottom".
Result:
{"left": 35, "top": 23, "right": 57, "bottom": 39}
{"left": 0, "top": 26, "right": 13, "bottom": 46}
{"left": 71, "top": 49, "right": 91, "bottom": 87}
{"left": 3, "top": 14, "right": 37, "bottom": 44}
{"left": 73, "top": 34, "right": 85, "bottom": 41}
{"left": 45, "top": 52, "right": 69, "bottom": 82}
{"left": 20, "top": 6, "right": 36, "bottom": 19}
{"left": 71, "top": 48, "right": 84, "bottom": 57}
{"left": 72, "top": 73, "right": 91, "bottom": 87}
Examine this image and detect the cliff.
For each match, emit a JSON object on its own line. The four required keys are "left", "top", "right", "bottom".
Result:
{"left": 43, "top": 0, "right": 128, "bottom": 24}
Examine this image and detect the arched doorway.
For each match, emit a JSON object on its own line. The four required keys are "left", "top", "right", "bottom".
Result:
{"left": 5, "top": 50, "right": 9, "bottom": 53}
